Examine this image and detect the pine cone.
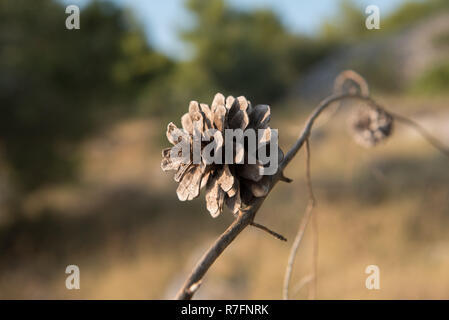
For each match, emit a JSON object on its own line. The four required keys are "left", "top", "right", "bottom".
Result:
{"left": 350, "top": 106, "right": 393, "bottom": 148}
{"left": 161, "top": 93, "right": 283, "bottom": 217}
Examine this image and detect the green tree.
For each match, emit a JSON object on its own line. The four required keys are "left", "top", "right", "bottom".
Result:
{"left": 321, "top": 0, "right": 367, "bottom": 42}
{"left": 0, "top": 0, "right": 172, "bottom": 191}
{"left": 321, "top": 0, "right": 449, "bottom": 41}
{"left": 181, "top": 0, "right": 328, "bottom": 106}
{"left": 412, "top": 62, "right": 449, "bottom": 94}
{"left": 382, "top": 0, "right": 449, "bottom": 32}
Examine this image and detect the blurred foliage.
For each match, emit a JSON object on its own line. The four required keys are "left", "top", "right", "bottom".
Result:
{"left": 432, "top": 30, "right": 449, "bottom": 48}
{"left": 139, "top": 0, "right": 330, "bottom": 117}
{"left": 320, "top": 0, "right": 449, "bottom": 93}
{"left": 322, "top": 0, "right": 449, "bottom": 41}
{"left": 346, "top": 51, "right": 401, "bottom": 93}
{"left": 412, "top": 62, "right": 449, "bottom": 94}
{"left": 382, "top": 0, "right": 449, "bottom": 31}
{"left": 0, "top": 0, "right": 172, "bottom": 191}
{"left": 178, "top": 0, "right": 330, "bottom": 106}
{"left": 1, "top": 0, "right": 448, "bottom": 194}
{"left": 321, "top": 0, "right": 369, "bottom": 42}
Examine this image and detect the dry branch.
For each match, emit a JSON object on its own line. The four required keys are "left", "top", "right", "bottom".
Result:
{"left": 174, "top": 90, "right": 449, "bottom": 300}
{"left": 175, "top": 92, "right": 373, "bottom": 300}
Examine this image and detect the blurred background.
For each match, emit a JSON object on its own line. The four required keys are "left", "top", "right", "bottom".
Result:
{"left": 0, "top": 0, "right": 448, "bottom": 299}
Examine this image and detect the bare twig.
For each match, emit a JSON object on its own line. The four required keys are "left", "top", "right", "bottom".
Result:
{"left": 280, "top": 173, "right": 293, "bottom": 183}
{"left": 315, "top": 70, "right": 370, "bottom": 130}
{"left": 174, "top": 91, "right": 449, "bottom": 300}
{"left": 292, "top": 274, "right": 315, "bottom": 297}
{"left": 333, "top": 70, "right": 370, "bottom": 97}
{"left": 309, "top": 196, "right": 318, "bottom": 299}
{"left": 307, "top": 139, "right": 319, "bottom": 300}
{"left": 283, "top": 139, "right": 316, "bottom": 300}
{"left": 250, "top": 221, "right": 287, "bottom": 242}
{"left": 390, "top": 111, "right": 449, "bottom": 159}
{"left": 280, "top": 93, "right": 375, "bottom": 171}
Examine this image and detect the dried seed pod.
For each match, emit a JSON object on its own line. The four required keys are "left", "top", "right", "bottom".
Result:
{"left": 161, "top": 93, "right": 283, "bottom": 217}
{"left": 350, "top": 106, "right": 393, "bottom": 148}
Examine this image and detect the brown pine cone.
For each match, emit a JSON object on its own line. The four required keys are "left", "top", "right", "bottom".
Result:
{"left": 350, "top": 106, "right": 393, "bottom": 148}
{"left": 161, "top": 93, "right": 283, "bottom": 217}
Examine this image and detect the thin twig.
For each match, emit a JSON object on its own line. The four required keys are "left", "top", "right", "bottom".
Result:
{"left": 306, "top": 139, "right": 319, "bottom": 300}
{"left": 250, "top": 221, "right": 287, "bottom": 241}
{"left": 280, "top": 173, "right": 293, "bottom": 183}
{"left": 280, "top": 93, "right": 376, "bottom": 172}
{"left": 333, "top": 70, "right": 370, "bottom": 97}
{"left": 309, "top": 190, "right": 318, "bottom": 299}
{"left": 283, "top": 139, "right": 316, "bottom": 300}
{"left": 292, "top": 274, "right": 315, "bottom": 297}
{"left": 310, "top": 206, "right": 319, "bottom": 299}
{"left": 315, "top": 70, "right": 370, "bottom": 130}
{"left": 390, "top": 111, "right": 449, "bottom": 159}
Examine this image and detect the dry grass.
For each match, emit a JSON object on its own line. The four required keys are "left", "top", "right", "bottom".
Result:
{"left": 0, "top": 94, "right": 448, "bottom": 299}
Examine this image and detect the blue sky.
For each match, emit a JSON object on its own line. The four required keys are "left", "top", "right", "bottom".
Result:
{"left": 63, "top": 0, "right": 409, "bottom": 59}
